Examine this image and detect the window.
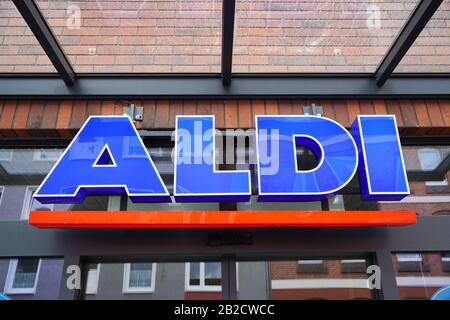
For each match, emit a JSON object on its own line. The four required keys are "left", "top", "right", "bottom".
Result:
{"left": 21, "top": 186, "right": 54, "bottom": 220}
{"left": 297, "top": 260, "right": 326, "bottom": 274}
{"left": 396, "top": 254, "right": 423, "bottom": 262}
{"left": 84, "top": 264, "right": 100, "bottom": 295}
{"left": 4, "top": 259, "right": 41, "bottom": 294}
{"left": 33, "top": 149, "right": 63, "bottom": 161}
{"left": 418, "top": 148, "right": 448, "bottom": 186}
{"left": 393, "top": 253, "right": 450, "bottom": 300}
{"left": 340, "top": 259, "right": 367, "bottom": 273}
{"left": 186, "top": 262, "right": 221, "bottom": 292}
{"left": 396, "top": 254, "right": 427, "bottom": 273}
{"left": 122, "top": 263, "right": 156, "bottom": 293}
{"left": 0, "top": 150, "right": 13, "bottom": 161}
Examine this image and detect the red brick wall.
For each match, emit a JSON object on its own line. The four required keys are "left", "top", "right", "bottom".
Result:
{"left": 271, "top": 261, "right": 368, "bottom": 280}
{"left": 0, "top": 99, "right": 449, "bottom": 137}
{"left": 2, "top": 1, "right": 450, "bottom": 73}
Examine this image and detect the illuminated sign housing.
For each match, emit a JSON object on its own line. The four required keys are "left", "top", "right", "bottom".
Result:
{"left": 33, "top": 114, "right": 409, "bottom": 204}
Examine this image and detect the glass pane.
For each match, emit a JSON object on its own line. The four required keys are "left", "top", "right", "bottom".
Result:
{"left": 81, "top": 261, "right": 221, "bottom": 300}
{"left": 0, "top": 0, "right": 56, "bottom": 72}
{"left": 204, "top": 262, "right": 221, "bottom": 286}
{"left": 237, "top": 257, "right": 374, "bottom": 300}
{"left": 237, "top": 195, "right": 321, "bottom": 210}
{"left": 380, "top": 145, "right": 450, "bottom": 216}
{"left": 234, "top": 0, "right": 418, "bottom": 72}
{"left": 1, "top": 257, "right": 63, "bottom": 299}
{"left": 129, "top": 263, "right": 153, "bottom": 288}
{"left": 13, "top": 259, "right": 39, "bottom": 289}
{"left": 396, "top": 0, "right": 450, "bottom": 72}
{"left": 0, "top": 148, "right": 112, "bottom": 221}
{"left": 189, "top": 262, "right": 200, "bottom": 286}
{"left": 393, "top": 252, "right": 450, "bottom": 299}
{"left": 36, "top": 0, "right": 222, "bottom": 72}
{"left": 85, "top": 263, "right": 99, "bottom": 294}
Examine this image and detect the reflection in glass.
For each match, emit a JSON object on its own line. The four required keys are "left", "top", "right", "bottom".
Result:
{"left": 380, "top": 145, "right": 450, "bottom": 216}
{"left": 237, "top": 258, "right": 374, "bottom": 300}
{"left": 396, "top": 1, "right": 450, "bottom": 73}
{"left": 393, "top": 252, "right": 450, "bottom": 299}
{"left": 0, "top": 1, "right": 56, "bottom": 72}
{"left": 129, "top": 263, "right": 153, "bottom": 288}
{"left": 189, "top": 262, "right": 201, "bottom": 286}
{"left": 12, "top": 259, "right": 39, "bottom": 289}
{"left": 36, "top": 0, "right": 222, "bottom": 72}
{"left": 234, "top": 0, "right": 418, "bottom": 72}
{"left": 204, "top": 262, "right": 221, "bottom": 286}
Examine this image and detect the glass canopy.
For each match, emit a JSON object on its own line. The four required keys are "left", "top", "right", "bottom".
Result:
{"left": 35, "top": 0, "right": 222, "bottom": 72}
{"left": 0, "top": 0, "right": 55, "bottom": 72}
{"left": 234, "top": 0, "right": 418, "bottom": 72}
{"left": 396, "top": 0, "right": 450, "bottom": 72}
{"left": 0, "top": 0, "right": 449, "bottom": 78}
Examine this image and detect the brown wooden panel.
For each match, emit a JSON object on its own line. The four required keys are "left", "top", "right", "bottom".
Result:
{"left": 278, "top": 100, "right": 293, "bottom": 114}
{"left": 346, "top": 100, "right": 360, "bottom": 123}
{"left": 251, "top": 100, "right": 266, "bottom": 127}
{"left": 359, "top": 100, "right": 374, "bottom": 115}
{"left": 320, "top": 100, "right": 335, "bottom": 119}
{"left": 183, "top": 100, "right": 197, "bottom": 115}
{"left": 100, "top": 100, "right": 114, "bottom": 115}
{"left": 238, "top": 100, "right": 251, "bottom": 129}
{"left": 12, "top": 100, "right": 30, "bottom": 138}
{"left": 265, "top": 100, "right": 278, "bottom": 115}
{"left": 41, "top": 100, "right": 59, "bottom": 129}
{"left": 224, "top": 100, "right": 238, "bottom": 128}
{"left": 197, "top": 100, "right": 211, "bottom": 115}
{"left": 141, "top": 100, "right": 156, "bottom": 129}
{"left": 425, "top": 100, "right": 445, "bottom": 135}
{"left": 292, "top": 100, "right": 305, "bottom": 115}
{"left": 333, "top": 100, "right": 349, "bottom": 127}
{"left": 85, "top": 100, "right": 101, "bottom": 117}
{"left": 56, "top": 100, "right": 73, "bottom": 138}
{"left": 412, "top": 100, "right": 431, "bottom": 135}
{"left": 69, "top": 100, "right": 87, "bottom": 128}
{"left": 169, "top": 100, "right": 183, "bottom": 128}
{"left": 113, "top": 101, "right": 124, "bottom": 115}
{"left": 154, "top": 100, "right": 170, "bottom": 128}
{"left": 211, "top": 100, "right": 225, "bottom": 129}
{"left": 439, "top": 100, "right": 450, "bottom": 125}
{"left": 26, "top": 100, "right": 45, "bottom": 129}
{"left": 373, "top": 99, "right": 387, "bottom": 115}
{"left": 399, "top": 100, "right": 418, "bottom": 128}
{"left": 0, "top": 100, "right": 16, "bottom": 129}
{"left": 385, "top": 100, "right": 404, "bottom": 127}
{"left": 438, "top": 99, "right": 450, "bottom": 135}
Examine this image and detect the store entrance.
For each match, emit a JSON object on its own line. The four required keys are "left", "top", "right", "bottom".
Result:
{"left": 78, "top": 254, "right": 380, "bottom": 300}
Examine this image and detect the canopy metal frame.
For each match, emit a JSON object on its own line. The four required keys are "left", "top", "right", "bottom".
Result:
{"left": 0, "top": 0, "right": 447, "bottom": 98}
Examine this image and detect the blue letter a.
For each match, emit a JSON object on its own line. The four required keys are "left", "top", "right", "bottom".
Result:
{"left": 34, "top": 116, "right": 170, "bottom": 203}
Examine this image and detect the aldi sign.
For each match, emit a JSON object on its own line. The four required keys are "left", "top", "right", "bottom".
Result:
{"left": 34, "top": 115, "right": 409, "bottom": 204}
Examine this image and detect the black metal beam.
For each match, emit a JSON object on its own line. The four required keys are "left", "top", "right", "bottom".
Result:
{"left": 12, "top": 0, "right": 75, "bottom": 86}
{"left": 221, "top": 0, "right": 236, "bottom": 86}
{"left": 375, "top": 0, "right": 443, "bottom": 86}
{"left": 2, "top": 75, "right": 450, "bottom": 99}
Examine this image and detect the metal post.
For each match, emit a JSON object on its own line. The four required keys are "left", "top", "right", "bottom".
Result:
{"left": 12, "top": 0, "right": 75, "bottom": 86}
{"left": 375, "top": 0, "right": 443, "bottom": 86}
{"left": 221, "top": 0, "right": 236, "bottom": 86}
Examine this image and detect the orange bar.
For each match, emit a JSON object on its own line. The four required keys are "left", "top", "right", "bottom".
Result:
{"left": 29, "top": 210, "right": 416, "bottom": 229}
